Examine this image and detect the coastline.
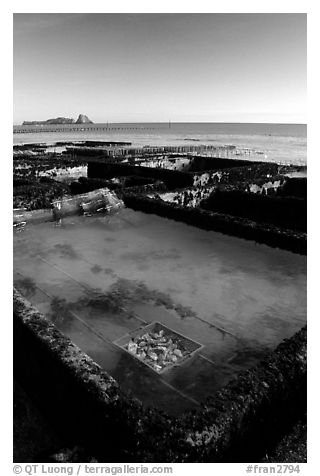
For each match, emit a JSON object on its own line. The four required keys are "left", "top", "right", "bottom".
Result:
{"left": 12, "top": 123, "right": 307, "bottom": 166}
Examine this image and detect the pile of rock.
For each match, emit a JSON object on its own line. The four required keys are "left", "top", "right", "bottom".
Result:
{"left": 126, "top": 329, "right": 187, "bottom": 372}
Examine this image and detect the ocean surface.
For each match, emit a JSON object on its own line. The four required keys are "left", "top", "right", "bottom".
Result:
{"left": 13, "top": 122, "right": 307, "bottom": 166}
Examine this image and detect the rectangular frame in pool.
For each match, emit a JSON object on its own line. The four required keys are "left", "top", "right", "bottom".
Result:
{"left": 114, "top": 321, "right": 204, "bottom": 374}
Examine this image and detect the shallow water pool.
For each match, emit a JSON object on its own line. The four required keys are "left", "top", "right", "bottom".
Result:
{"left": 13, "top": 208, "right": 306, "bottom": 415}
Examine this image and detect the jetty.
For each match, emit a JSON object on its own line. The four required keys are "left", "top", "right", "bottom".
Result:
{"left": 13, "top": 125, "right": 160, "bottom": 134}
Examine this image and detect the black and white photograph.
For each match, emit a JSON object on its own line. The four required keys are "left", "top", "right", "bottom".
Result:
{"left": 9, "top": 4, "right": 309, "bottom": 472}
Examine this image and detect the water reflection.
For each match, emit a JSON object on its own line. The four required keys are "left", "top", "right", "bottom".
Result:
{"left": 13, "top": 209, "right": 307, "bottom": 414}
{"left": 15, "top": 276, "right": 37, "bottom": 297}
{"left": 52, "top": 243, "right": 79, "bottom": 259}
{"left": 49, "top": 296, "right": 75, "bottom": 329}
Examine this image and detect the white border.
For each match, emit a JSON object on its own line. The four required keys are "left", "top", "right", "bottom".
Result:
{"left": 3, "top": 2, "right": 316, "bottom": 474}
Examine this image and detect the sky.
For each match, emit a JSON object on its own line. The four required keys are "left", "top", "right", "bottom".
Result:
{"left": 13, "top": 13, "right": 307, "bottom": 124}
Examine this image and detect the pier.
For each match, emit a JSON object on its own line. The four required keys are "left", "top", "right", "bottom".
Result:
{"left": 13, "top": 125, "right": 160, "bottom": 134}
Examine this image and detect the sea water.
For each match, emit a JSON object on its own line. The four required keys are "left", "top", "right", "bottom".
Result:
{"left": 13, "top": 122, "right": 307, "bottom": 166}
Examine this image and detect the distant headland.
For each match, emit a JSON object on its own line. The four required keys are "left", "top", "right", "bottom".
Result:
{"left": 22, "top": 114, "right": 93, "bottom": 126}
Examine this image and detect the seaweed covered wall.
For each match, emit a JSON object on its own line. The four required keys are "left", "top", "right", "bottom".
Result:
{"left": 199, "top": 163, "right": 306, "bottom": 187}
{"left": 120, "top": 181, "right": 167, "bottom": 196}
{"left": 201, "top": 190, "right": 307, "bottom": 232}
{"left": 189, "top": 156, "right": 261, "bottom": 172}
{"left": 13, "top": 289, "right": 306, "bottom": 462}
{"left": 122, "top": 194, "right": 307, "bottom": 255}
{"left": 88, "top": 160, "right": 306, "bottom": 194}
{"left": 70, "top": 177, "right": 115, "bottom": 195}
{"left": 87, "top": 161, "right": 194, "bottom": 188}
{"left": 13, "top": 180, "right": 70, "bottom": 211}
{"left": 278, "top": 177, "right": 307, "bottom": 198}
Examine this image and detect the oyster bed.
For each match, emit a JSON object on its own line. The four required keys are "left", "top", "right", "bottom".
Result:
{"left": 115, "top": 322, "right": 203, "bottom": 374}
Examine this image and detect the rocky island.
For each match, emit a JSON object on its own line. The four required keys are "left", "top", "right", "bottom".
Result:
{"left": 22, "top": 113, "right": 93, "bottom": 126}
{"left": 75, "top": 114, "right": 93, "bottom": 124}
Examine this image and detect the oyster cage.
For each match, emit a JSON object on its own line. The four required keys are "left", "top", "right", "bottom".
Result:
{"left": 113, "top": 321, "right": 204, "bottom": 374}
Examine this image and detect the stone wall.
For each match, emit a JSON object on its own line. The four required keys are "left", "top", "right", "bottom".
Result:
{"left": 88, "top": 161, "right": 194, "bottom": 189}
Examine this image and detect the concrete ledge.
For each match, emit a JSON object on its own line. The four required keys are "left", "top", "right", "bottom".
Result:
{"left": 13, "top": 208, "right": 54, "bottom": 225}
{"left": 14, "top": 289, "right": 306, "bottom": 462}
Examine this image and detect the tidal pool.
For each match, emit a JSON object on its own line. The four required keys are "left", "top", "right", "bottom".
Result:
{"left": 13, "top": 208, "right": 306, "bottom": 415}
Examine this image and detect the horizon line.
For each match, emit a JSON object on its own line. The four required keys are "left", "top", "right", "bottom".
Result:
{"left": 13, "top": 121, "right": 307, "bottom": 126}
